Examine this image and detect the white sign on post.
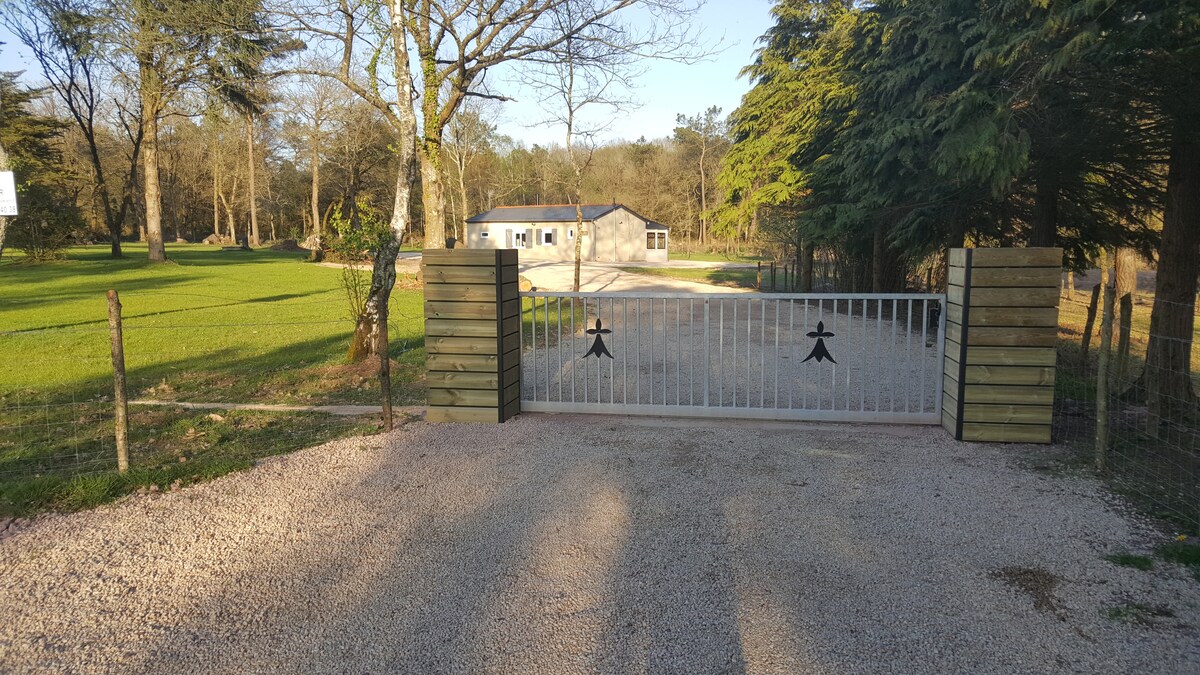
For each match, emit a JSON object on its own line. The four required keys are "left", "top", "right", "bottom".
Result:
{"left": 0, "top": 172, "right": 17, "bottom": 216}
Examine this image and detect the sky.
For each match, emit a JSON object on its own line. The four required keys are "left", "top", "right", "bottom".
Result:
{"left": 0, "top": 0, "right": 774, "bottom": 147}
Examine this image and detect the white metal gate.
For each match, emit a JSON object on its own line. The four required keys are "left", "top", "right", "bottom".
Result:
{"left": 519, "top": 291, "right": 946, "bottom": 424}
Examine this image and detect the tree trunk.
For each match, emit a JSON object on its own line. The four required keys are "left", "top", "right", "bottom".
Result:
{"left": 800, "top": 244, "right": 814, "bottom": 292}
{"left": 81, "top": 132, "right": 121, "bottom": 257}
{"left": 871, "top": 226, "right": 884, "bottom": 293}
{"left": 456, "top": 154, "right": 469, "bottom": 241}
{"left": 573, "top": 202, "right": 584, "bottom": 292}
{"left": 348, "top": 0, "right": 418, "bottom": 362}
{"left": 212, "top": 148, "right": 220, "bottom": 237}
{"left": 140, "top": 66, "right": 165, "bottom": 262}
{"left": 0, "top": 139, "right": 9, "bottom": 259}
{"left": 419, "top": 145, "right": 446, "bottom": 250}
{"left": 1031, "top": 178, "right": 1058, "bottom": 247}
{"left": 1115, "top": 247, "right": 1139, "bottom": 299}
{"left": 311, "top": 128, "right": 321, "bottom": 237}
{"left": 1146, "top": 132, "right": 1200, "bottom": 421}
{"left": 246, "top": 113, "right": 260, "bottom": 246}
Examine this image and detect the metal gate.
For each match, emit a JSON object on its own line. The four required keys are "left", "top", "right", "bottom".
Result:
{"left": 519, "top": 291, "right": 946, "bottom": 423}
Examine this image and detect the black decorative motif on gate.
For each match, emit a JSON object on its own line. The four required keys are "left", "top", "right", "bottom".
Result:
{"left": 582, "top": 318, "right": 613, "bottom": 359}
{"left": 801, "top": 320, "right": 836, "bottom": 364}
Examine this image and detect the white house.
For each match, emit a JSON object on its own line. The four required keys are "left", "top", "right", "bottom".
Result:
{"left": 463, "top": 204, "right": 668, "bottom": 262}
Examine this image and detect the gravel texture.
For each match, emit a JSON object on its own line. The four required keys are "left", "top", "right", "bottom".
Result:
{"left": 2, "top": 414, "right": 1198, "bottom": 673}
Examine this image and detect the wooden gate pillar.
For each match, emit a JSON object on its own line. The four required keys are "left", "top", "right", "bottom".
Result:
{"left": 942, "top": 248, "right": 1062, "bottom": 443}
{"left": 423, "top": 249, "right": 521, "bottom": 423}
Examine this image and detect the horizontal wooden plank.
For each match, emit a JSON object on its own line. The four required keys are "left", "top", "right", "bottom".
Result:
{"left": 425, "top": 336, "right": 498, "bottom": 355}
{"left": 427, "top": 406, "right": 500, "bottom": 423}
{"left": 426, "top": 371, "right": 500, "bottom": 390}
{"left": 423, "top": 282, "right": 518, "bottom": 302}
{"left": 968, "top": 287, "right": 1061, "bottom": 308}
{"left": 502, "top": 381, "right": 520, "bottom": 405}
{"left": 960, "top": 404, "right": 1052, "bottom": 425}
{"left": 426, "top": 353, "right": 500, "bottom": 373}
{"left": 948, "top": 249, "right": 967, "bottom": 268}
{"left": 965, "top": 346, "right": 1056, "bottom": 366}
{"left": 425, "top": 318, "right": 496, "bottom": 338}
{"left": 501, "top": 315, "right": 520, "bottom": 337}
{"left": 941, "top": 411, "right": 957, "bottom": 437}
{"left": 962, "top": 385, "right": 1053, "bottom": 405}
{"left": 501, "top": 398, "right": 520, "bottom": 421}
{"left": 948, "top": 265, "right": 966, "bottom": 287}
{"left": 502, "top": 363, "right": 520, "bottom": 388}
{"left": 942, "top": 388, "right": 958, "bottom": 410}
{"left": 963, "top": 326, "right": 1058, "bottom": 347}
{"left": 967, "top": 307, "right": 1059, "bottom": 328}
{"left": 943, "top": 372, "right": 958, "bottom": 398}
{"left": 969, "top": 247, "right": 1062, "bottom": 268}
{"left": 428, "top": 388, "right": 501, "bottom": 407}
{"left": 422, "top": 249, "right": 518, "bottom": 265}
{"left": 960, "top": 422, "right": 1051, "bottom": 444}
{"left": 500, "top": 332, "right": 520, "bottom": 354}
{"left": 964, "top": 365, "right": 1055, "bottom": 386}
{"left": 969, "top": 267, "right": 1061, "bottom": 288}
{"left": 422, "top": 265, "right": 497, "bottom": 283}
{"left": 425, "top": 301, "right": 500, "bottom": 320}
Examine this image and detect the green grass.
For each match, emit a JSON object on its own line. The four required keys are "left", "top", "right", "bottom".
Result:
{"left": 671, "top": 250, "right": 767, "bottom": 264}
{"left": 1102, "top": 602, "right": 1174, "bottom": 625}
{"left": 1, "top": 243, "right": 426, "bottom": 515}
{"left": 619, "top": 266, "right": 760, "bottom": 290}
{"left": 1158, "top": 541, "right": 1200, "bottom": 581}
{"left": 1, "top": 243, "right": 425, "bottom": 404}
{"left": 1104, "top": 552, "right": 1156, "bottom": 571}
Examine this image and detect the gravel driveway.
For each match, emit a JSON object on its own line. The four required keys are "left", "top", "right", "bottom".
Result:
{"left": 2, "top": 415, "right": 1198, "bottom": 673}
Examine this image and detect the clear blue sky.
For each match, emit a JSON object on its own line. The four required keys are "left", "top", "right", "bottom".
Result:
{"left": 0, "top": 1, "right": 774, "bottom": 147}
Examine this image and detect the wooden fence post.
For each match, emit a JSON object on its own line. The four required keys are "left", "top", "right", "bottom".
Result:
{"left": 423, "top": 249, "right": 521, "bottom": 423}
{"left": 942, "top": 248, "right": 1062, "bottom": 443}
{"left": 106, "top": 290, "right": 129, "bottom": 473}
{"left": 1096, "top": 278, "right": 1115, "bottom": 471}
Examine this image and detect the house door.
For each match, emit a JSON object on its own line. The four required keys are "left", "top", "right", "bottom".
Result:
{"left": 505, "top": 229, "right": 529, "bottom": 249}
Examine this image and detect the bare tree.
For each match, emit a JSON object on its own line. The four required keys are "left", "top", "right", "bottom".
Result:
{"left": 3, "top": 0, "right": 144, "bottom": 258}
{"left": 404, "top": 0, "right": 703, "bottom": 250}
{"left": 674, "top": 106, "right": 727, "bottom": 245}
{"left": 0, "top": 138, "right": 9, "bottom": 258}
{"left": 285, "top": 0, "right": 418, "bottom": 360}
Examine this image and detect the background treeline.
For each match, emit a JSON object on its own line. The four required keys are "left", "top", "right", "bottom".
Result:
{"left": 717, "top": 0, "right": 1198, "bottom": 413}
{"left": 0, "top": 2, "right": 731, "bottom": 260}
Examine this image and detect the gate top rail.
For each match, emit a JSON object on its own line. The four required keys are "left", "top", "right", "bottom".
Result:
{"left": 520, "top": 291, "right": 945, "bottom": 300}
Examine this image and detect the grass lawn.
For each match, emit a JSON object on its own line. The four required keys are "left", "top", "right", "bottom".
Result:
{"left": 1, "top": 243, "right": 426, "bottom": 515}
{"left": 670, "top": 250, "right": 768, "bottom": 264}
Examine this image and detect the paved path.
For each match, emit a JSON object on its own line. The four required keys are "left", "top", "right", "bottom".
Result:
{"left": 2, "top": 415, "right": 1197, "bottom": 673}
{"left": 128, "top": 400, "right": 421, "bottom": 417}
{"left": 518, "top": 260, "right": 752, "bottom": 293}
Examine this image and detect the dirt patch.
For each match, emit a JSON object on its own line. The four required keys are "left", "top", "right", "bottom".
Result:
{"left": 992, "top": 566, "right": 1065, "bottom": 618}
{"left": 269, "top": 239, "right": 308, "bottom": 252}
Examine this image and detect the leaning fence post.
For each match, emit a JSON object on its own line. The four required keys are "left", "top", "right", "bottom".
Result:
{"left": 1096, "top": 274, "right": 1115, "bottom": 472}
{"left": 106, "top": 290, "right": 129, "bottom": 474}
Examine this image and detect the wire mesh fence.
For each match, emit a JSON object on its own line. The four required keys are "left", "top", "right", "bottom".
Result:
{"left": 1055, "top": 287, "right": 1200, "bottom": 532}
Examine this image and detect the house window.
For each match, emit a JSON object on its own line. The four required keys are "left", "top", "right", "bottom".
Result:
{"left": 513, "top": 231, "right": 527, "bottom": 248}
{"left": 647, "top": 232, "right": 667, "bottom": 250}
{"left": 480, "top": 231, "right": 489, "bottom": 239}
{"left": 568, "top": 228, "right": 575, "bottom": 240}
{"left": 541, "top": 229, "right": 556, "bottom": 246}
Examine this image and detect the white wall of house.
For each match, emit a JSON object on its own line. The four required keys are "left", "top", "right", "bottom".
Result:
{"left": 463, "top": 206, "right": 668, "bottom": 262}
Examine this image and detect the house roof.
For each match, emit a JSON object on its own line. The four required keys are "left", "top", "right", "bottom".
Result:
{"left": 466, "top": 204, "right": 622, "bottom": 223}
{"left": 466, "top": 204, "right": 670, "bottom": 230}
